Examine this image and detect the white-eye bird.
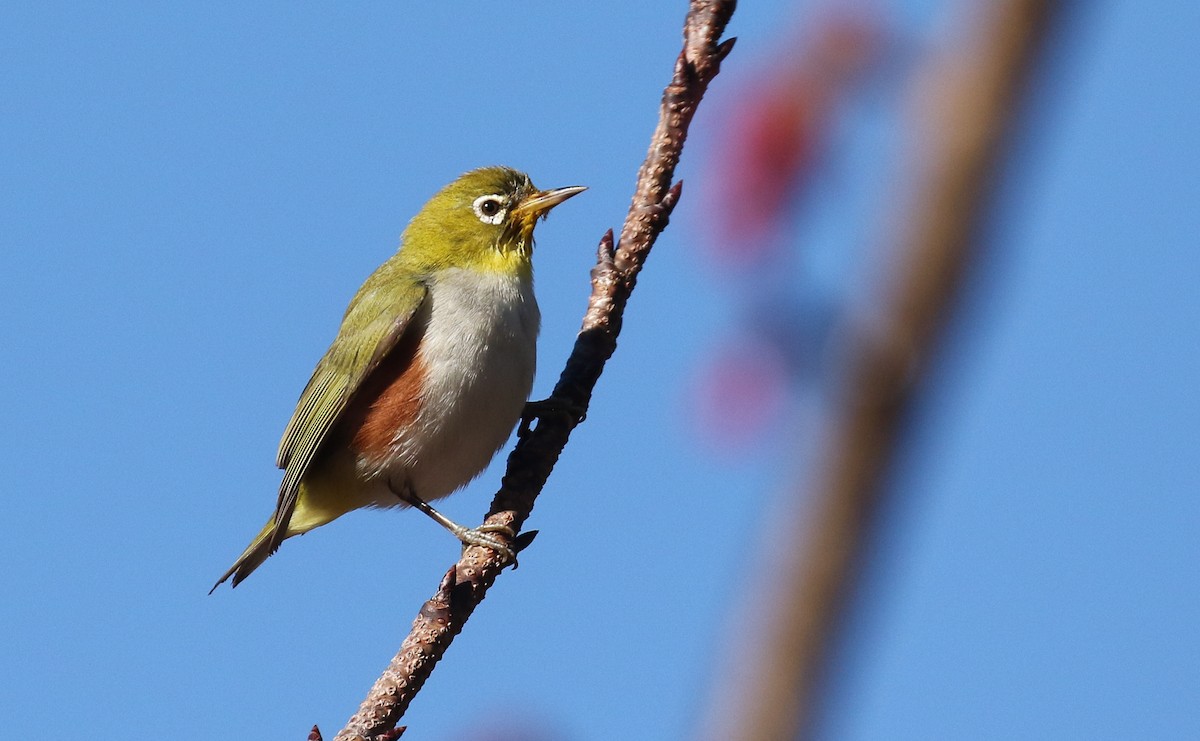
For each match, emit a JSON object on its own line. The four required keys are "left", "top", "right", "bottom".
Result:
{"left": 213, "top": 166, "right": 585, "bottom": 590}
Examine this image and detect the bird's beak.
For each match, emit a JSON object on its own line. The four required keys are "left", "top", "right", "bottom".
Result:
{"left": 513, "top": 185, "right": 588, "bottom": 222}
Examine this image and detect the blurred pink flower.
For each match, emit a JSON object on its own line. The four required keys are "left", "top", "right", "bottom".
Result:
{"left": 703, "top": 10, "right": 883, "bottom": 265}
{"left": 693, "top": 335, "right": 790, "bottom": 452}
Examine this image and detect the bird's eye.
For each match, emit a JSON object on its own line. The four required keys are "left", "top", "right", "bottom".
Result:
{"left": 472, "top": 194, "right": 507, "bottom": 225}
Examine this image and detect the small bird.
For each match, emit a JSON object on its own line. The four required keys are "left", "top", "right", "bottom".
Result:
{"left": 212, "top": 166, "right": 585, "bottom": 591}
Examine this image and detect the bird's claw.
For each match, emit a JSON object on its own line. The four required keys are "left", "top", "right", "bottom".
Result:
{"left": 455, "top": 524, "right": 519, "bottom": 566}
{"left": 392, "top": 483, "right": 527, "bottom": 567}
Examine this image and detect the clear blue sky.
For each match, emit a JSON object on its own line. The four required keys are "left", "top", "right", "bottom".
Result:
{"left": 2, "top": 2, "right": 1196, "bottom": 740}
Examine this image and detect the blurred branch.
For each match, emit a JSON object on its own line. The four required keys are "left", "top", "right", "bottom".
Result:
{"left": 321, "top": 2, "right": 737, "bottom": 739}
{"left": 715, "top": 1, "right": 1068, "bottom": 739}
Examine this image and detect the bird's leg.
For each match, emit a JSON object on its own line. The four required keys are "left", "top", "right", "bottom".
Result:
{"left": 390, "top": 479, "right": 516, "bottom": 563}
{"left": 519, "top": 396, "right": 587, "bottom": 439}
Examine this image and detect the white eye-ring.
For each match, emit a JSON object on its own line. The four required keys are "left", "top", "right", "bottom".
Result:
{"left": 472, "top": 194, "right": 507, "bottom": 225}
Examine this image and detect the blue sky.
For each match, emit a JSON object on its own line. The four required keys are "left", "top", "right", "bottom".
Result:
{"left": 2, "top": 2, "right": 1197, "bottom": 740}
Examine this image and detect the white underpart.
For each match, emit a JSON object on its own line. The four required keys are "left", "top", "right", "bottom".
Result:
{"left": 361, "top": 266, "right": 539, "bottom": 505}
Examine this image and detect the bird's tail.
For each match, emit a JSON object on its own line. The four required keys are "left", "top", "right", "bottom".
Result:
{"left": 210, "top": 470, "right": 360, "bottom": 593}
{"left": 210, "top": 519, "right": 278, "bottom": 593}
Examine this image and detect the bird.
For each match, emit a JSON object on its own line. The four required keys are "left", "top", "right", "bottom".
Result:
{"left": 212, "top": 166, "right": 585, "bottom": 591}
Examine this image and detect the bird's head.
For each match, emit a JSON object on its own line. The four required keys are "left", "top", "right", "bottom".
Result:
{"left": 401, "top": 166, "right": 586, "bottom": 277}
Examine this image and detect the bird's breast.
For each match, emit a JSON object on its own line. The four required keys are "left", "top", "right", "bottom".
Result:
{"left": 357, "top": 267, "right": 539, "bottom": 502}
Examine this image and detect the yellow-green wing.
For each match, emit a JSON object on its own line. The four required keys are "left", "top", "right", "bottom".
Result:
{"left": 269, "top": 265, "right": 428, "bottom": 549}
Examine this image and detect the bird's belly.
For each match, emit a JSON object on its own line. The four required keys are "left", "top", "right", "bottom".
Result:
{"left": 399, "top": 359, "right": 530, "bottom": 500}
{"left": 359, "top": 268, "right": 538, "bottom": 505}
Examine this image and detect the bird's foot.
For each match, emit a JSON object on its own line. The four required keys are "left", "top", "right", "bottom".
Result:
{"left": 452, "top": 522, "right": 518, "bottom": 564}
{"left": 454, "top": 523, "right": 538, "bottom": 568}
{"left": 519, "top": 396, "right": 587, "bottom": 438}
{"left": 390, "top": 476, "right": 539, "bottom": 566}
{"left": 390, "top": 480, "right": 522, "bottom": 565}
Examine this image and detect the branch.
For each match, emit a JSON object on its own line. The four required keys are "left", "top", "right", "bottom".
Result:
{"left": 710, "top": 0, "right": 1068, "bottom": 739}
{"left": 325, "top": 3, "right": 737, "bottom": 739}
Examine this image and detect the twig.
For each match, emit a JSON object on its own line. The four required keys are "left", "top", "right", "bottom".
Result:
{"left": 711, "top": 1, "right": 1067, "bottom": 739}
{"left": 324, "top": 3, "right": 737, "bottom": 739}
